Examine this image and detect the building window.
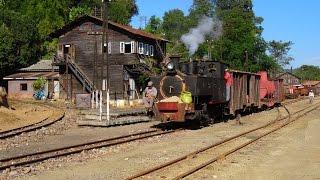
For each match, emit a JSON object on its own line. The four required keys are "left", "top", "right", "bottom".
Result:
{"left": 20, "top": 83, "right": 28, "bottom": 91}
{"left": 138, "top": 42, "right": 144, "bottom": 54}
{"left": 108, "top": 42, "right": 111, "bottom": 54}
{"left": 120, "top": 42, "right": 125, "bottom": 53}
{"left": 104, "top": 42, "right": 111, "bottom": 54}
{"left": 120, "top": 42, "right": 134, "bottom": 54}
{"left": 144, "top": 44, "right": 149, "bottom": 55}
{"left": 131, "top": 41, "right": 136, "bottom": 53}
{"left": 149, "top": 45, "right": 154, "bottom": 56}
{"left": 124, "top": 43, "right": 132, "bottom": 53}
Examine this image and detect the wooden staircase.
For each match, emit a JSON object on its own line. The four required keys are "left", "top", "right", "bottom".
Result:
{"left": 53, "top": 54, "right": 95, "bottom": 93}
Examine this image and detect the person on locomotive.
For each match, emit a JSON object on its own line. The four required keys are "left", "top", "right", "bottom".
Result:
{"left": 224, "top": 69, "right": 233, "bottom": 101}
{"left": 143, "top": 81, "right": 158, "bottom": 110}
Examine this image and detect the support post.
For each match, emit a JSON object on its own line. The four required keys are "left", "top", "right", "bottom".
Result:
{"left": 95, "top": 90, "right": 99, "bottom": 109}
{"left": 91, "top": 91, "right": 95, "bottom": 109}
{"left": 106, "top": 80, "right": 110, "bottom": 122}
{"left": 100, "top": 90, "right": 103, "bottom": 121}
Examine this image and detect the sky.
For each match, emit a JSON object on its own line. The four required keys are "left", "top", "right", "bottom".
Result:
{"left": 131, "top": 0, "right": 320, "bottom": 68}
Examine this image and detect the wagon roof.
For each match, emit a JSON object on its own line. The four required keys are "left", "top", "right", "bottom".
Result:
{"left": 227, "top": 69, "right": 260, "bottom": 76}
{"left": 49, "top": 15, "right": 168, "bottom": 42}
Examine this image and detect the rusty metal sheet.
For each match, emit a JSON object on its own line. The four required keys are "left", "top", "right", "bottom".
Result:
{"left": 75, "top": 93, "right": 91, "bottom": 108}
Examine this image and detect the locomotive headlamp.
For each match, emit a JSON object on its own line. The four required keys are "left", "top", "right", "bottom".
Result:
{"left": 167, "top": 62, "right": 174, "bottom": 70}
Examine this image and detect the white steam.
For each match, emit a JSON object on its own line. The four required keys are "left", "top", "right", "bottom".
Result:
{"left": 181, "top": 16, "right": 222, "bottom": 55}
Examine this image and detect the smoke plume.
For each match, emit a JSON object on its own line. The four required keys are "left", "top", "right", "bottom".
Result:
{"left": 181, "top": 16, "right": 222, "bottom": 55}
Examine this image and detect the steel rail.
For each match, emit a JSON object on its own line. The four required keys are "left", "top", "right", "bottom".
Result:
{"left": 0, "top": 100, "right": 66, "bottom": 139}
{"left": 126, "top": 102, "right": 320, "bottom": 180}
{"left": 0, "top": 129, "right": 178, "bottom": 171}
{"left": 172, "top": 104, "right": 320, "bottom": 180}
{"left": 0, "top": 112, "right": 65, "bottom": 139}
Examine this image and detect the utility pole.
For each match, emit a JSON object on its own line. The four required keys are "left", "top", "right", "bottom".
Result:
{"left": 101, "top": 0, "right": 110, "bottom": 121}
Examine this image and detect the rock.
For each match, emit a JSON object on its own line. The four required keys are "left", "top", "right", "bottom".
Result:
{"left": 213, "top": 175, "right": 218, "bottom": 179}
{"left": 23, "top": 167, "right": 31, "bottom": 174}
{"left": 8, "top": 170, "right": 18, "bottom": 176}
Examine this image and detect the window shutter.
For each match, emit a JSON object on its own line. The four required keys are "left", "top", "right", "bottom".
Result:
{"left": 131, "top": 41, "right": 135, "bottom": 53}
{"left": 108, "top": 42, "right": 111, "bottom": 54}
{"left": 144, "top": 44, "right": 149, "bottom": 55}
{"left": 120, "top": 42, "right": 125, "bottom": 53}
{"left": 139, "top": 42, "right": 144, "bottom": 54}
{"left": 150, "top": 45, "right": 154, "bottom": 56}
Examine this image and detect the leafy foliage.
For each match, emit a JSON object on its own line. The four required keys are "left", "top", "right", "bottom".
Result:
{"left": 294, "top": 65, "right": 320, "bottom": 81}
{"left": 69, "top": 6, "right": 92, "bottom": 21}
{"left": 32, "top": 77, "right": 47, "bottom": 91}
{"left": 145, "top": 15, "right": 162, "bottom": 35}
{"left": 108, "top": 0, "right": 138, "bottom": 25}
{"left": 268, "top": 40, "right": 294, "bottom": 68}
{"left": 0, "top": 8, "right": 41, "bottom": 82}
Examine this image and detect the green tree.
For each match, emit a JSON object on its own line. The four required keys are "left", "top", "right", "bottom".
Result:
{"left": 145, "top": 15, "right": 162, "bottom": 35}
{"left": 188, "top": 0, "right": 216, "bottom": 25}
{"left": 32, "top": 77, "right": 47, "bottom": 91}
{"left": 212, "top": 0, "right": 273, "bottom": 72}
{"left": 294, "top": 65, "right": 320, "bottom": 81}
{"left": 108, "top": 0, "right": 138, "bottom": 25}
{"left": 162, "top": 9, "right": 190, "bottom": 57}
{"left": 69, "top": 5, "right": 92, "bottom": 21}
{"left": 268, "top": 40, "right": 294, "bottom": 68}
{"left": 0, "top": 8, "right": 41, "bottom": 81}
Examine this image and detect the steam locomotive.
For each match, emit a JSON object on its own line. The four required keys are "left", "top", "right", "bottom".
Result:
{"left": 150, "top": 57, "right": 284, "bottom": 122}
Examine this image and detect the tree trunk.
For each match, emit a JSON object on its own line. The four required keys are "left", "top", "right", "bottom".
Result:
{"left": 0, "top": 87, "right": 9, "bottom": 108}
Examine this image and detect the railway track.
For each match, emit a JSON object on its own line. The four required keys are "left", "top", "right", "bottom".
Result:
{"left": 0, "top": 103, "right": 65, "bottom": 139}
{"left": 0, "top": 129, "right": 178, "bottom": 171}
{"left": 281, "top": 96, "right": 306, "bottom": 105}
{"left": 126, "top": 102, "right": 320, "bottom": 180}
{"left": 0, "top": 98, "right": 313, "bottom": 173}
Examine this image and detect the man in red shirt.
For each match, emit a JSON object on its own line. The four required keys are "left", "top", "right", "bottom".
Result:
{"left": 224, "top": 69, "right": 233, "bottom": 101}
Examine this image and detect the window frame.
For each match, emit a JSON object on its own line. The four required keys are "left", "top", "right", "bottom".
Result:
{"left": 20, "top": 83, "right": 28, "bottom": 91}
{"left": 120, "top": 42, "right": 125, "bottom": 54}
{"left": 149, "top": 45, "right": 154, "bottom": 56}
{"left": 138, "top": 42, "right": 144, "bottom": 54}
{"left": 144, "top": 44, "right": 149, "bottom": 55}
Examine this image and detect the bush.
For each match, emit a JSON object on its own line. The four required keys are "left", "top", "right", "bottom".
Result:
{"left": 32, "top": 77, "right": 47, "bottom": 91}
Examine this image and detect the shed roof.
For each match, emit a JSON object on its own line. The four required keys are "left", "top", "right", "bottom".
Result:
{"left": 20, "top": 60, "right": 58, "bottom": 72}
{"left": 275, "top": 72, "right": 301, "bottom": 80}
{"left": 3, "top": 72, "right": 59, "bottom": 80}
{"left": 303, "top": 80, "right": 320, "bottom": 86}
{"left": 49, "top": 15, "right": 168, "bottom": 42}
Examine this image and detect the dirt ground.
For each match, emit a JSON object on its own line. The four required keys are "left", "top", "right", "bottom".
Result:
{"left": 0, "top": 100, "right": 53, "bottom": 132}
{"left": 9, "top": 98, "right": 319, "bottom": 180}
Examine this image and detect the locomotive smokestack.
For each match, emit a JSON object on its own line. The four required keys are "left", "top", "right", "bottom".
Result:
{"left": 181, "top": 15, "right": 222, "bottom": 55}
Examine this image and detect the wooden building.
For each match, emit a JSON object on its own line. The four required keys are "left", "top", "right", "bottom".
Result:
{"left": 275, "top": 72, "right": 301, "bottom": 86}
{"left": 303, "top": 80, "right": 320, "bottom": 95}
{"left": 3, "top": 60, "right": 59, "bottom": 99}
{"left": 50, "top": 15, "right": 168, "bottom": 100}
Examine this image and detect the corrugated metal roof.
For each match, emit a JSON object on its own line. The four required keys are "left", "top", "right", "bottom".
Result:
{"left": 20, "top": 60, "right": 58, "bottom": 72}
{"left": 3, "top": 72, "right": 59, "bottom": 80}
{"left": 49, "top": 15, "right": 168, "bottom": 42}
